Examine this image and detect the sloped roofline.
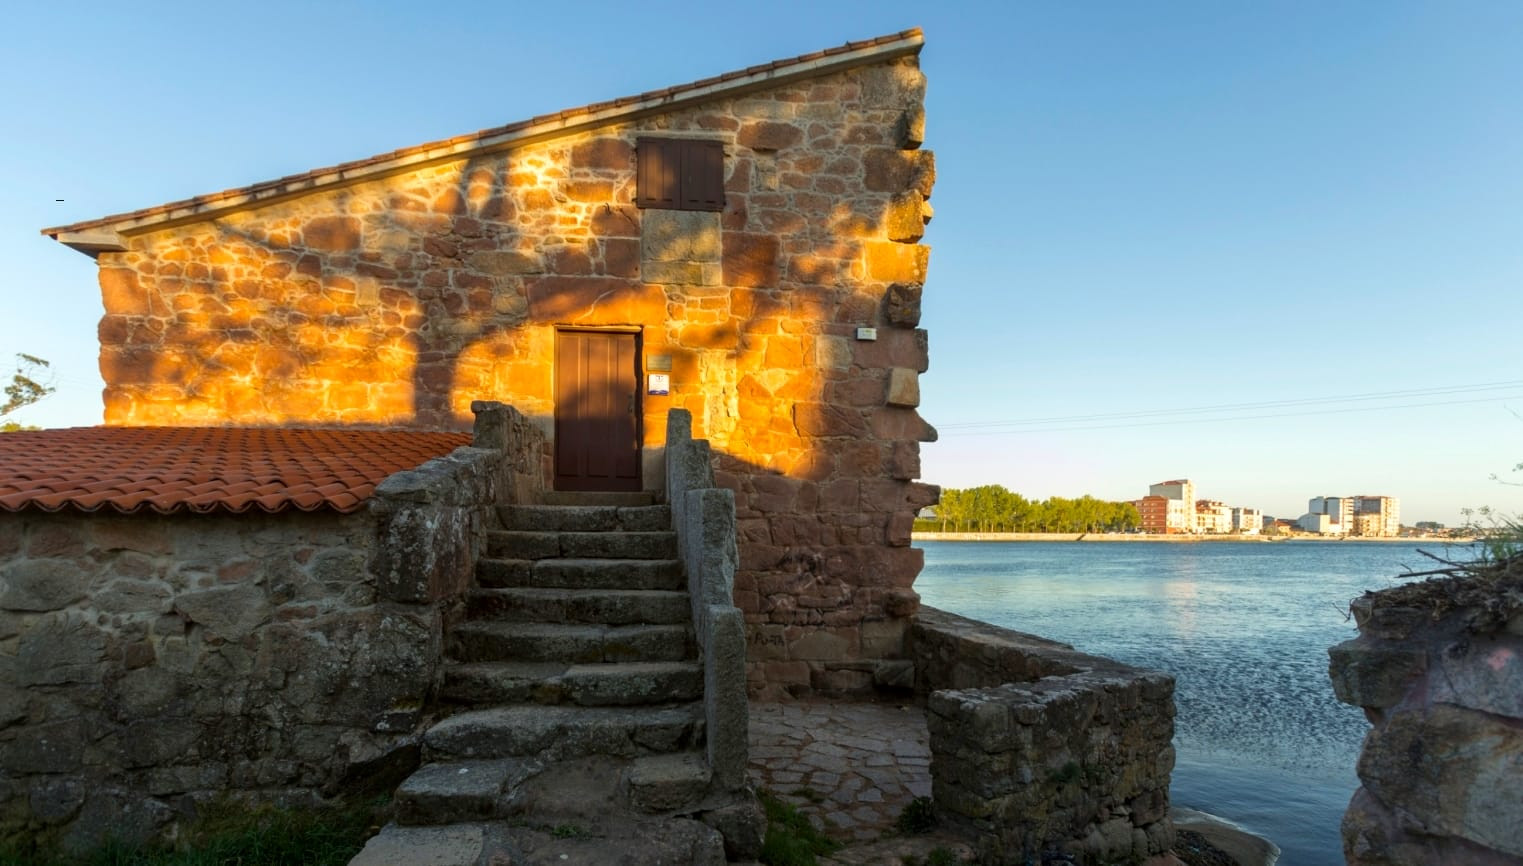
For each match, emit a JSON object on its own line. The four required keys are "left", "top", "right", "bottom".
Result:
{"left": 42, "top": 28, "right": 924, "bottom": 255}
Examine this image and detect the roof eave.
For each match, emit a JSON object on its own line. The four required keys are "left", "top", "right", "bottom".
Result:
{"left": 40, "top": 30, "right": 924, "bottom": 251}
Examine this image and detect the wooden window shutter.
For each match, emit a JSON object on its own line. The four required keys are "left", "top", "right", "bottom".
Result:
{"left": 680, "top": 140, "right": 725, "bottom": 212}
{"left": 636, "top": 137, "right": 723, "bottom": 211}
{"left": 636, "top": 138, "right": 680, "bottom": 209}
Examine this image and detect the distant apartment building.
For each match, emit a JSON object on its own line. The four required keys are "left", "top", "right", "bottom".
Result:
{"left": 1298, "top": 494, "right": 1401, "bottom": 536}
{"left": 1352, "top": 495, "right": 1401, "bottom": 537}
{"left": 1232, "top": 507, "right": 1262, "bottom": 534}
{"left": 1195, "top": 500, "right": 1233, "bottom": 534}
{"left": 1300, "top": 496, "right": 1354, "bottom": 535}
{"left": 1135, "top": 495, "right": 1172, "bottom": 534}
{"left": 1142, "top": 479, "right": 1197, "bottom": 533}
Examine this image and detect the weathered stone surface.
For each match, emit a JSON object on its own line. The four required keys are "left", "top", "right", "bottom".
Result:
{"left": 396, "top": 759, "right": 522, "bottom": 824}
{"left": 886, "top": 368, "right": 920, "bottom": 408}
{"left": 627, "top": 752, "right": 711, "bottom": 812}
{"left": 350, "top": 823, "right": 485, "bottom": 866}
{"left": 1331, "top": 570, "right": 1523, "bottom": 864}
{"left": 1328, "top": 638, "right": 1426, "bottom": 709}
{"left": 886, "top": 281, "right": 923, "bottom": 327}
{"left": 884, "top": 191, "right": 926, "bottom": 242}
{"left": 16, "top": 613, "right": 106, "bottom": 685}
{"left": 1358, "top": 705, "right": 1523, "bottom": 856}
{"left": 302, "top": 215, "right": 360, "bottom": 252}
{"left": 1432, "top": 634, "right": 1523, "bottom": 718}
{"left": 738, "top": 121, "right": 803, "bottom": 151}
{"left": 572, "top": 138, "right": 634, "bottom": 170}
{"left": 0, "top": 559, "right": 87, "bottom": 611}
{"left": 174, "top": 583, "right": 269, "bottom": 640}
{"left": 1, "top": 718, "right": 89, "bottom": 774}
{"left": 700, "top": 796, "right": 766, "bottom": 860}
{"left": 722, "top": 232, "right": 779, "bottom": 288}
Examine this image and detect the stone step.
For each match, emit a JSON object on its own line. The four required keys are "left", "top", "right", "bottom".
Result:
{"left": 441, "top": 660, "right": 704, "bottom": 707}
{"left": 486, "top": 530, "right": 678, "bottom": 561}
{"left": 448, "top": 621, "right": 694, "bottom": 664}
{"left": 351, "top": 813, "right": 730, "bottom": 865}
{"left": 394, "top": 753, "right": 714, "bottom": 826}
{"left": 465, "top": 588, "right": 691, "bottom": 625}
{"left": 395, "top": 758, "right": 541, "bottom": 825}
{"left": 497, "top": 504, "right": 671, "bottom": 533}
{"left": 476, "top": 558, "right": 685, "bottom": 591}
{"left": 423, "top": 704, "right": 704, "bottom": 762}
{"left": 541, "top": 491, "right": 655, "bottom": 507}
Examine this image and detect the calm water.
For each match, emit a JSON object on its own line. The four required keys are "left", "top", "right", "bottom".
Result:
{"left": 916, "top": 540, "right": 1447, "bottom": 866}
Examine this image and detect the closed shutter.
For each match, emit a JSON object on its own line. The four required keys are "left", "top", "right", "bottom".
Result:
{"left": 636, "top": 138, "right": 680, "bottom": 209}
{"left": 636, "top": 137, "right": 724, "bottom": 211}
{"left": 680, "top": 140, "right": 725, "bottom": 211}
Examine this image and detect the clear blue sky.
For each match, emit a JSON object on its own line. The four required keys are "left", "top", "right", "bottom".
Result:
{"left": 3, "top": 1, "right": 1520, "bottom": 526}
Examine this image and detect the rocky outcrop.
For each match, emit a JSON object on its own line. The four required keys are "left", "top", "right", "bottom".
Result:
{"left": 1329, "top": 562, "right": 1523, "bottom": 864}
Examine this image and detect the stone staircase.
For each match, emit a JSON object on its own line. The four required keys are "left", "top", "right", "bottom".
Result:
{"left": 353, "top": 494, "right": 737, "bottom": 864}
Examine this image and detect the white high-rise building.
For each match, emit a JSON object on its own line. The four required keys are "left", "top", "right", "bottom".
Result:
{"left": 1353, "top": 495, "right": 1401, "bottom": 537}
{"left": 1231, "top": 507, "right": 1262, "bottom": 534}
{"left": 1304, "top": 496, "right": 1354, "bottom": 534}
{"left": 1148, "top": 479, "right": 1197, "bottom": 533}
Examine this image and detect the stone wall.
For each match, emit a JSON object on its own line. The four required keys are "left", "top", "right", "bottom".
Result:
{"left": 909, "top": 608, "right": 1177, "bottom": 865}
{"left": 88, "top": 51, "right": 939, "bottom": 696}
{"left": 0, "top": 407, "right": 542, "bottom": 849}
{"left": 665, "top": 409, "right": 747, "bottom": 791}
{"left": 1329, "top": 568, "right": 1523, "bottom": 864}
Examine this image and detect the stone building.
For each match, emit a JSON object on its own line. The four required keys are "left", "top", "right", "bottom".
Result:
{"left": 38, "top": 30, "right": 936, "bottom": 700}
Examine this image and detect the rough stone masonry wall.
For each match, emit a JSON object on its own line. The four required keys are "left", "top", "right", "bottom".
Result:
{"left": 1329, "top": 572, "right": 1523, "bottom": 864}
{"left": 910, "top": 608, "right": 1177, "bottom": 865}
{"left": 0, "top": 415, "right": 534, "bottom": 849}
{"left": 90, "top": 53, "right": 939, "bottom": 697}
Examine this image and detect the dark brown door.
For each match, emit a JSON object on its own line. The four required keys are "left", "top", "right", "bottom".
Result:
{"left": 554, "top": 330, "right": 641, "bottom": 492}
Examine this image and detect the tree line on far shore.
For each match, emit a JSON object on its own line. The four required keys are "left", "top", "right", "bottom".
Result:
{"left": 918, "top": 485, "right": 1141, "bottom": 533}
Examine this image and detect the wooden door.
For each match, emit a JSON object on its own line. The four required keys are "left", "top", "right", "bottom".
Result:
{"left": 554, "top": 330, "right": 641, "bottom": 491}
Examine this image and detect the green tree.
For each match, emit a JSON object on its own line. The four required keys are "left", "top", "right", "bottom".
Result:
{"left": 2, "top": 354, "right": 54, "bottom": 418}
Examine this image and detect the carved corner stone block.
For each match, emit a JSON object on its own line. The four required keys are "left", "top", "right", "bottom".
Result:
{"left": 886, "top": 282, "right": 923, "bottom": 327}
{"left": 887, "top": 368, "right": 920, "bottom": 408}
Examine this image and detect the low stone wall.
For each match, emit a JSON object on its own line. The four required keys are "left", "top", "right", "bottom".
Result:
{"left": 909, "top": 607, "right": 1176, "bottom": 864}
{"left": 665, "top": 408, "right": 747, "bottom": 792}
{"left": 1329, "top": 568, "right": 1523, "bottom": 864}
{"left": 0, "top": 404, "right": 544, "bottom": 850}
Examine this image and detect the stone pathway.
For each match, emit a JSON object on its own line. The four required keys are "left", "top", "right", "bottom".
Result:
{"left": 747, "top": 701, "right": 933, "bottom": 842}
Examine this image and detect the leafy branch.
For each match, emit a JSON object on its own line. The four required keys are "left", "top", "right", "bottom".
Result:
{"left": 1, "top": 353, "right": 55, "bottom": 418}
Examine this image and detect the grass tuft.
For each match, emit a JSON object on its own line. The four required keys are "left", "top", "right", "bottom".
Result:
{"left": 894, "top": 796, "right": 937, "bottom": 835}
{"left": 0, "top": 798, "right": 381, "bottom": 866}
{"left": 758, "top": 789, "right": 842, "bottom": 866}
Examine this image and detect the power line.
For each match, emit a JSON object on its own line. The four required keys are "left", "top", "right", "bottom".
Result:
{"left": 941, "top": 393, "right": 1523, "bottom": 437}
{"left": 938, "top": 380, "right": 1523, "bottom": 431}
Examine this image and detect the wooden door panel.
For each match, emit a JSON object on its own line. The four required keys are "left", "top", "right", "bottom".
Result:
{"left": 554, "top": 331, "right": 640, "bottom": 491}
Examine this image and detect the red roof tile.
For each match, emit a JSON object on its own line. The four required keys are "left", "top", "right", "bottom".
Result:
{"left": 41, "top": 28, "right": 923, "bottom": 241}
{"left": 0, "top": 427, "right": 473, "bottom": 516}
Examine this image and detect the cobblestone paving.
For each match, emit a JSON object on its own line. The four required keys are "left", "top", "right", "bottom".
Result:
{"left": 747, "top": 701, "right": 933, "bottom": 842}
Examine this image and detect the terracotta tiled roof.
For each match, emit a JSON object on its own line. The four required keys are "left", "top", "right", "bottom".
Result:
{"left": 41, "top": 28, "right": 923, "bottom": 244}
{"left": 0, "top": 427, "right": 472, "bottom": 515}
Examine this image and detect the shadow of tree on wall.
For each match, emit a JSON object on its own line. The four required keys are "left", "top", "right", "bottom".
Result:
{"left": 94, "top": 55, "right": 940, "bottom": 695}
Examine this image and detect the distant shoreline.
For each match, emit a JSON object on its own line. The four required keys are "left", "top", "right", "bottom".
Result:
{"left": 912, "top": 531, "right": 1460, "bottom": 543}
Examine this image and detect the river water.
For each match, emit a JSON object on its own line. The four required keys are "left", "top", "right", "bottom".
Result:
{"left": 914, "top": 539, "right": 1448, "bottom": 866}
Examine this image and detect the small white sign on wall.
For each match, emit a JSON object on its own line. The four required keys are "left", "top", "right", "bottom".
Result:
{"left": 647, "top": 374, "right": 670, "bottom": 396}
